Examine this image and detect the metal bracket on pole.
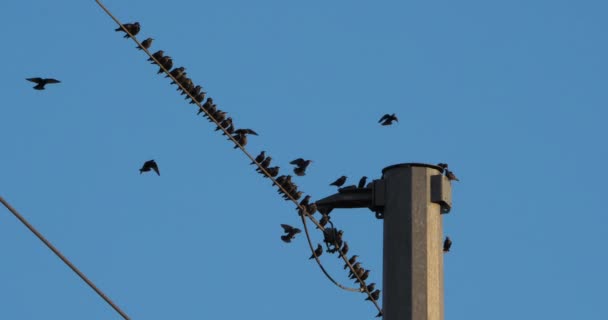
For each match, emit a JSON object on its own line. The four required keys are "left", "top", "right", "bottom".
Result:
{"left": 431, "top": 174, "right": 452, "bottom": 214}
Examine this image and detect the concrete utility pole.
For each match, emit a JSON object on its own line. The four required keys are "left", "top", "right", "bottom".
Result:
{"left": 316, "top": 163, "right": 452, "bottom": 320}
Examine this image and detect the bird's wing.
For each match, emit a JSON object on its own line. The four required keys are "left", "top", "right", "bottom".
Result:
{"left": 378, "top": 114, "right": 390, "bottom": 123}
{"left": 26, "top": 78, "right": 43, "bottom": 83}
{"left": 152, "top": 165, "right": 160, "bottom": 176}
{"left": 280, "top": 224, "right": 292, "bottom": 233}
{"left": 290, "top": 158, "right": 304, "bottom": 165}
{"left": 45, "top": 78, "right": 61, "bottom": 84}
{"left": 245, "top": 129, "right": 259, "bottom": 136}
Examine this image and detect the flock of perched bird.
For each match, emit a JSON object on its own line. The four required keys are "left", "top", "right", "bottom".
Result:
{"left": 26, "top": 19, "right": 458, "bottom": 318}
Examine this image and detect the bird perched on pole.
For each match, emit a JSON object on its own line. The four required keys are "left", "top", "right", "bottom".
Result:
{"left": 445, "top": 169, "right": 459, "bottom": 182}
{"left": 26, "top": 77, "right": 60, "bottom": 90}
{"left": 330, "top": 176, "right": 347, "bottom": 188}
{"left": 378, "top": 113, "right": 398, "bottom": 126}
{"left": 115, "top": 22, "right": 140, "bottom": 38}
{"left": 358, "top": 176, "right": 368, "bottom": 189}
{"left": 443, "top": 236, "right": 452, "bottom": 252}
{"left": 139, "top": 160, "right": 160, "bottom": 176}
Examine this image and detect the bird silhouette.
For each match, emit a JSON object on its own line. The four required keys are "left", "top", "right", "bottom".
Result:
{"left": 317, "top": 214, "right": 329, "bottom": 229}
{"left": 344, "top": 255, "right": 359, "bottom": 269}
{"left": 156, "top": 56, "right": 173, "bottom": 74}
{"left": 309, "top": 244, "right": 323, "bottom": 259}
{"left": 265, "top": 166, "right": 280, "bottom": 178}
{"left": 232, "top": 131, "right": 247, "bottom": 149}
{"left": 365, "top": 282, "right": 376, "bottom": 292}
{"left": 365, "top": 289, "right": 380, "bottom": 301}
{"left": 115, "top": 22, "right": 140, "bottom": 38}
{"left": 290, "top": 158, "right": 312, "bottom": 176}
{"left": 443, "top": 236, "right": 452, "bottom": 252}
{"left": 148, "top": 50, "right": 164, "bottom": 62}
{"left": 340, "top": 241, "right": 349, "bottom": 256}
{"left": 233, "top": 128, "right": 259, "bottom": 136}
{"left": 355, "top": 270, "right": 370, "bottom": 283}
{"left": 445, "top": 169, "right": 459, "bottom": 182}
{"left": 26, "top": 78, "right": 60, "bottom": 90}
{"left": 251, "top": 151, "right": 266, "bottom": 164}
{"left": 379, "top": 113, "right": 398, "bottom": 126}
{"left": 299, "top": 195, "right": 311, "bottom": 208}
{"left": 330, "top": 176, "right": 347, "bottom": 187}
{"left": 139, "top": 160, "right": 160, "bottom": 176}
{"left": 256, "top": 157, "right": 272, "bottom": 172}
{"left": 138, "top": 37, "right": 153, "bottom": 50}
{"left": 358, "top": 176, "right": 368, "bottom": 188}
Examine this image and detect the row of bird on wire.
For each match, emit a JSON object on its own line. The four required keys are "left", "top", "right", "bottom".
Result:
{"left": 114, "top": 22, "right": 384, "bottom": 314}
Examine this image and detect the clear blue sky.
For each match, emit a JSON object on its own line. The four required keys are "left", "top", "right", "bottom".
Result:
{"left": 1, "top": 0, "right": 607, "bottom": 319}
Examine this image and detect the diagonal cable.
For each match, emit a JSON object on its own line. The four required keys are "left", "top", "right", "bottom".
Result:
{"left": 0, "top": 195, "right": 131, "bottom": 320}
{"left": 94, "top": 0, "right": 381, "bottom": 314}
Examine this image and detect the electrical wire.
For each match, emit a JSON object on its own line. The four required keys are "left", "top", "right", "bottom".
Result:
{"left": 0, "top": 196, "right": 131, "bottom": 320}
{"left": 94, "top": 0, "right": 382, "bottom": 314}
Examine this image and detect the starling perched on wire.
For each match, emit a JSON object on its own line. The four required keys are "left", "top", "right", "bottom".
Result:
{"left": 215, "top": 117, "right": 233, "bottom": 132}
{"left": 26, "top": 78, "right": 60, "bottom": 90}
{"left": 256, "top": 156, "right": 272, "bottom": 172}
{"left": 443, "top": 236, "right": 452, "bottom": 252}
{"left": 445, "top": 169, "right": 459, "bottom": 182}
{"left": 167, "top": 67, "right": 186, "bottom": 79}
{"left": 358, "top": 176, "right": 368, "bottom": 189}
{"left": 139, "top": 160, "right": 160, "bottom": 176}
{"left": 232, "top": 131, "right": 247, "bottom": 149}
{"left": 349, "top": 266, "right": 364, "bottom": 279}
{"left": 355, "top": 270, "right": 370, "bottom": 283}
{"left": 156, "top": 56, "right": 173, "bottom": 74}
{"left": 115, "top": 22, "right": 140, "bottom": 38}
{"left": 365, "top": 283, "right": 376, "bottom": 293}
{"left": 309, "top": 244, "right": 323, "bottom": 259}
{"left": 379, "top": 113, "right": 398, "bottom": 126}
{"left": 306, "top": 203, "right": 317, "bottom": 216}
{"left": 190, "top": 91, "right": 206, "bottom": 104}
{"left": 340, "top": 241, "right": 349, "bottom": 256}
{"left": 198, "top": 98, "right": 214, "bottom": 114}
{"left": 138, "top": 37, "right": 153, "bottom": 50}
{"left": 330, "top": 176, "right": 347, "bottom": 187}
{"left": 299, "top": 195, "right": 311, "bottom": 208}
{"left": 366, "top": 289, "right": 380, "bottom": 301}
{"left": 317, "top": 214, "right": 329, "bottom": 229}
{"left": 185, "top": 85, "right": 202, "bottom": 99}
{"left": 265, "top": 166, "right": 280, "bottom": 178}
{"left": 251, "top": 151, "right": 266, "bottom": 164}
{"left": 344, "top": 255, "right": 359, "bottom": 269}
{"left": 148, "top": 50, "right": 164, "bottom": 62}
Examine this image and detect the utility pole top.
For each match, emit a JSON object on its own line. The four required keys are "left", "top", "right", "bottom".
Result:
{"left": 314, "top": 163, "right": 454, "bottom": 319}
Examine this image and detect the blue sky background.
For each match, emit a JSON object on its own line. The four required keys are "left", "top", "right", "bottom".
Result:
{"left": 1, "top": 0, "right": 607, "bottom": 319}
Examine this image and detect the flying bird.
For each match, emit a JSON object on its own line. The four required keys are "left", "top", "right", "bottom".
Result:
{"left": 358, "top": 176, "right": 368, "bottom": 189}
{"left": 290, "top": 158, "right": 312, "bottom": 176}
{"left": 137, "top": 38, "right": 153, "bottom": 50}
{"left": 26, "top": 78, "right": 60, "bottom": 90}
{"left": 233, "top": 128, "right": 259, "bottom": 136}
{"left": 330, "top": 176, "right": 347, "bottom": 188}
{"left": 443, "top": 236, "right": 452, "bottom": 252}
{"left": 115, "top": 22, "right": 140, "bottom": 38}
{"left": 309, "top": 244, "right": 323, "bottom": 259}
{"left": 379, "top": 113, "right": 398, "bottom": 126}
{"left": 445, "top": 169, "right": 459, "bottom": 182}
{"left": 281, "top": 224, "right": 301, "bottom": 235}
{"left": 139, "top": 160, "right": 160, "bottom": 176}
